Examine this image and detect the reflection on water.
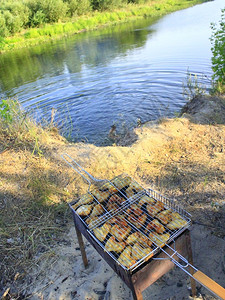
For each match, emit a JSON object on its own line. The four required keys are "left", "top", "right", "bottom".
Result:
{"left": 0, "top": 21, "right": 152, "bottom": 92}
{"left": 0, "top": 0, "right": 224, "bottom": 145}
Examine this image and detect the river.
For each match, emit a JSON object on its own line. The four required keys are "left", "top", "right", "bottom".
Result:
{"left": 0, "top": 0, "right": 224, "bottom": 145}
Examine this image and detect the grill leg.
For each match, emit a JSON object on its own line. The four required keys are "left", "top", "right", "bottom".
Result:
{"left": 75, "top": 225, "right": 88, "bottom": 268}
{"left": 186, "top": 231, "right": 196, "bottom": 297}
{"left": 131, "top": 285, "right": 143, "bottom": 300}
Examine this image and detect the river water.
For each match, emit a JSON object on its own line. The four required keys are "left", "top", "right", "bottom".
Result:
{"left": 0, "top": 0, "right": 224, "bottom": 145}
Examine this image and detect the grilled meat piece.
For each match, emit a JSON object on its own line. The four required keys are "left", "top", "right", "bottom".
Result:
{"left": 72, "top": 193, "right": 93, "bottom": 209}
{"left": 171, "top": 212, "right": 184, "bottom": 220}
{"left": 110, "top": 215, "right": 127, "bottom": 226}
{"left": 99, "top": 181, "right": 114, "bottom": 191}
{"left": 139, "top": 232, "right": 153, "bottom": 247}
{"left": 105, "top": 236, "right": 126, "bottom": 253}
{"left": 107, "top": 194, "right": 125, "bottom": 211}
{"left": 126, "top": 232, "right": 153, "bottom": 248}
{"left": 145, "top": 219, "right": 165, "bottom": 234}
{"left": 126, "top": 204, "right": 143, "bottom": 216}
{"left": 90, "top": 188, "right": 110, "bottom": 202}
{"left": 118, "top": 246, "right": 136, "bottom": 268}
{"left": 86, "top": 216, "right": 98, "bottom": 227}
{"left": 128, "top": 213, "right": 147, "bottom": 229}
{"left": 138, "top": 195, "right": 155, "bottom": 207}
{"left": 132, "top": 243, "right": 153, "bottom": 261}
{"left": 156, "top": 209, "right": 172, "bottom": 224}
{"left": 149, "top": 232, "right": 170, "bottom": 247}
{"left": 111, "top": 224, "right": 131, "bottom": 241}
{"left": 111, "top": 176, "right": 132, "bottom": 190}
{"left": 147, "top": 201, "right": 164, "bottom": 217}
{"left": 128, "top": 181, "right": 143, "bottom": 193}
{"left": 126, "top": 232, "right": 139, "bottom": 244}
{"left": 125, "top": 186, "right": 135, "bottom": 198}
{"left": 89, "top": 204, "right": 104, "bottom": 218}
{"left": 76, "top": 204, "right": 93, "bottom": 216}
{"left": 93, "top": 223, "right": 111, "bottom": 242}
{"left": 167, "top": 212, "right": 188, "bottom": 230}
{"left": 107, "top": 201, "right": 119, "bottom": 211}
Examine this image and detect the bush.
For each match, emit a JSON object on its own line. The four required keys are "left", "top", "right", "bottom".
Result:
{"left": 9, "top": 2, "right": 31, "bottom": 28}
{"left": 210, "top": 8, "right": 225, "bottom": 93}
{"left": 128, "top": 0, "right": 148, "bottom": 3}
{"left": 2, "top": 10, "right": 23, "bottom": 35}
{"left": 0, "top": 14, "right": 9, "bottom": 37}
{"left": 66, "top": 0, "right": 91, "bottom": 16}
{"left": 41, "top": 0, "right": 68, "bottom": 23}
{"left": 91, "top": 0, "right": 126, "bottom": 11}
{"left": 27, "top": 0, "right": 68, "bottom": 24}
{"left": 30, "top": 10, "right": 46, "bottom": 27}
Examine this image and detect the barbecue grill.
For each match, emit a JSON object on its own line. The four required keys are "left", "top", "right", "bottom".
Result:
{"left": 62, "top": 154, "right": 225, "bottom": 300}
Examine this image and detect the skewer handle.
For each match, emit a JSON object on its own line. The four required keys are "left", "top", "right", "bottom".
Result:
{"left": 193, "top": 270, "right": 225, "bottom": 300}
{"left": 61, "top": 153, "right": 103, "bottom": 186}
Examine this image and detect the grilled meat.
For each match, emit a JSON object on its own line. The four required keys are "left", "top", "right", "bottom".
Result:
{"left": 93, "top": 223, "right": 111, "bottom": 242}
{"left": 149, "top": 232, "right": 170, "bottom": 247}
{"left": 111, "top": 176, "right": 132, "bottom": 190}
{"left": 86, "top": 216, "right": 98, "bottom": 227}
{"left": 99, "top": 181, "right": 115, "bottom": 191}
{"left": 111, "top": 224, "right": 131, "bottom": 241}
{"left": 107, "top": 194, "right": 125, "bottom": 211}
{"left": 138, "top": 195, "right": 155, "bottom": 207}
{"left": 105, "top": 236, "right": 126, "bottom": 253}
{"left": 89, "top": 204, "right": 104, "bottom": 218}
{"left": 76, "top": 204, "right": 93, "bottom": 216}
{"left": 128, "top": 181, "right": 143, "bottom": 193}
{"left": 132, "top": 243, "right": 153, "bottom": 261}
{"left": 125, "top": 186, "right": 135, "bottom": 198}
{"left": 128, "top": 213, "right": 147, "bottom": 229}
{"left": 126, "top": 232, "right": 139, "bottom": 244}
{"left": 90, "top": 187, "right": 110, "bottom": 202}
{"left": 156, "top": 209, "right": 172, "bottom": 224}
{"left": 139, "top": 232, "right": 153, "bottom": 247}
{"left": 167, "top": 212, "right": 188, "bottom": 230}
{"left": 147, "top": 201, "right": 164, "bottom": 217}
{"left": 126, "top": 204, "right": 143, "bottom": 216}
{"left": 118, "top": 246, "right": 136, "bottom": 268}
{"left": 145, "top": 219, "right": 165, "bottom": 234}
{"left": 72, "top": 193, "right": 93, "bottom": 209}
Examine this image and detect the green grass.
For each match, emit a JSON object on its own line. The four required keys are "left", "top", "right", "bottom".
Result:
{"left": 0, "top": 0, "right": 206, "bottom": 53}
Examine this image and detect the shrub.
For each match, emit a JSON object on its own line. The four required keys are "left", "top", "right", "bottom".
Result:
{"left": 41, "top": 0, "right": 68, "bottom": 23}
{"left": 66, "top": 0, "right": 91, "bottom": 16}
{"left": 9, "top": 2, "right": 31, "bottom": 28}
{"left": 91, "top": 0, "right": 126, "bottom": 11}
{"left": 128, "top": 0, "right": 148, "bottom": 3}
{"left": 2, "top": 10, "right": 23, "bottom": 34}
{"left": 0, "top": 14, "right": 9, "bottom": 37}
{"left": 30, "top": 10, "right": 46, "bottom": 27}
{"left": 27, "top": 0, "right": 68, "bottom": 24}
{"left": 210, "top": 8, "right": 225, "bottom": 93}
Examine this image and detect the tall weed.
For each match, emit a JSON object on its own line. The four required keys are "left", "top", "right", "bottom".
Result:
{"left": 0, "top": 98, "right": 43, "bottom": 155}
{"left": 210, "top": 8, "right": 225, "bottom": 94}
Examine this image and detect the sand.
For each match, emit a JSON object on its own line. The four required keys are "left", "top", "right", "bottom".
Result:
{"left": 20, "top": 223, "right": 224, "bottom": 300}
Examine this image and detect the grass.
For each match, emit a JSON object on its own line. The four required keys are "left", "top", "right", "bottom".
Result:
{"left": 0, "top": 0, "right": 207, "bottom": 53}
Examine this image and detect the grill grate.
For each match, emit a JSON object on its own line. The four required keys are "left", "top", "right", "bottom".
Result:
{"left": 69, "top": 172, "right": 191, "bottom": 271}
{"left": 64, "top": 154, "right": 225, "bottom": 300}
